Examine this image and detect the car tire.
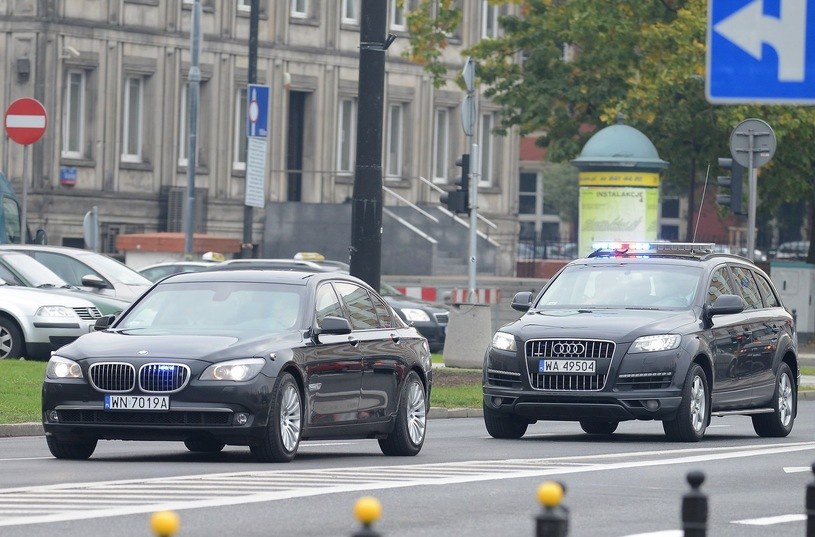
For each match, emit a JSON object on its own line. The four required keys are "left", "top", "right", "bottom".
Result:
{"left": 46, "top": 436, "right": 97, "bottom": 460}
{"left": 0, "top": 317, "right": 24, "bottom": 359}
{"left": 580, "top": 420, "right": 619, "bottom": 435}
{"left": 752, "top": 363, "right": 795, "bottom": 438}
{"left": 184, "top": 438, "right": 226, "bottom": 453}
{"left": 483, "top": 403, "right": 529, "bottom": 439}
{"left": 379, "top": 371, "right": 427, "bottom": 456}
{"left": 663, "top": 363, "right": 709, "bottom": 442}
{"left": 250, "top": 372, "right": 302, "bottom": 463}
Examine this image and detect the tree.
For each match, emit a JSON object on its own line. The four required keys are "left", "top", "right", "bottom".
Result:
{"left": 404, "top": 0, "right": 815, "bottom": 258}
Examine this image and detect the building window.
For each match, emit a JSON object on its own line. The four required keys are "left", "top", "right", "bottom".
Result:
{"left": 233, "top": 88, "right": 247, "bottom": 171}
{"left": 519, "top": 171, "right": 537, "bottom": 215}
{"left": 337, "top": 98, "right": 357, "bottom": 173}
{"left": 342, "top": 0, "right": 359, "bottom": 24}
{"left": 291, "top": 0, "right": 307, "bottom": 18}
{"left": 238, "top": 0, "right": 251, "bottom": 11}
{"left": 386, "top": 103, "right": 403, "bottom": 178}
{"left": 479, "top": 112, "right": 494, "bottom": 185}
{"left": 433, "top": 108, "right": 449, "bottom": 182}
{"left": 62, "top": 70, "right": 85, "bottom": 159}
{"left": 179, "top": 89, "right": 188, "bottom": 167}
{"left": 390, "top": 0, "right": 406, "bottom": 31}
{"left": 121, "top": 76, "right": 144, "bottom": 163}
{"left": 482, "top": 1, "right": 498, "bottom": 39}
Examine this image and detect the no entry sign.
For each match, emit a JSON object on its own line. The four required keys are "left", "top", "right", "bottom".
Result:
{"left": 5, "top": 98, "right": 47, "bottom": 145}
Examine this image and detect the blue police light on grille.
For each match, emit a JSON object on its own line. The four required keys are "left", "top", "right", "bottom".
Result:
{"left": 140, "top": 364, "right": 189, "bottom": 392}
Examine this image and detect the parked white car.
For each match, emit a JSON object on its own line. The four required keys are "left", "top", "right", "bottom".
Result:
{"left": 0, "top": 284, "right": 101, "bottom": 360}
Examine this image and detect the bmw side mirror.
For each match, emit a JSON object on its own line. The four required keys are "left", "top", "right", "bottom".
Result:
{"left": 312, "top": 316, "right": 352, "bottom": 341}
{"left": 511, "top": 291, "right": 534, "bottom": 312}
{"left": 81, "top": 274, "right": 109, "bottom": 289}
{"left": 93, "top": 315, "right": 115, "bottom": 331}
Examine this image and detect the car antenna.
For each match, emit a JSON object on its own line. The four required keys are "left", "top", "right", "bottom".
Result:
{"left": 691, "top": 163, "right": 711, "bottom": 247}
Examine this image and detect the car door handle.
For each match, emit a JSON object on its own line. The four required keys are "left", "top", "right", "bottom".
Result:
{"left": 347, "top": 336, "right": 359, "bottom": 347}
{"left": 390, "top": 333, "right": 401, "bottom": 344}
{"left": 770, "top": 325, "right": 781, "bottom": 333}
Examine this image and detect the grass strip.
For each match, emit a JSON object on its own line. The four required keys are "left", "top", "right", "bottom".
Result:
{"left": 0, "top": 360, "right": 45, "bottom": 424}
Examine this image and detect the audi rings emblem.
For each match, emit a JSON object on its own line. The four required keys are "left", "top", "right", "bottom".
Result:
{"left": 552, "top": 342, "right": 585, "bottom": 355}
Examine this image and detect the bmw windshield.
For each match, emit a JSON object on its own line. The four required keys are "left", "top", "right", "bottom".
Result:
{"left": 535, "top": 264, "right": 702, "bottom": 309}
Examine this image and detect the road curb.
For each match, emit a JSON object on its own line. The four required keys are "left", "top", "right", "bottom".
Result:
{"left": 428, "top": 407, "right": 483, "bottom": 419}
{"left": 0, "top": 422, "right": 44, "bottom": 437}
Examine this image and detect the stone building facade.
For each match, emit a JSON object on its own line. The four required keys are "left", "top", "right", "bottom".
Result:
{"left": 0, "top": 0, "right": 521, "bottom": 275}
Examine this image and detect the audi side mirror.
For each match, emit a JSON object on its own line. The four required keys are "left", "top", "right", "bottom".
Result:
{"left": 511, "top": 291, "right": 534, "bottom": 312}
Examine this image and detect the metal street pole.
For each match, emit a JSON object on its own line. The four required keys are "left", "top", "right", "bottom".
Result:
{"left": 468, "top": 143, "right": 478, "bottom": 301}
{"left": 350, "top": 0, "right": 393, "bottom": 291}
{"left": 747, "top": 133, "right": 756, "bottom": 262}
{"left": 21, "top": 144, "right": 27, "bottom": 241}
{"left": 241, "top": 0, "right": 260, "bottom": 258}
{"left": 183, "top": 0, "right": 202, "bottom": 258}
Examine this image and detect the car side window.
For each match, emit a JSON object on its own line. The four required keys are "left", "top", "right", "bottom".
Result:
{"left": 707, "top": 267, "right": 735, "bottom": 305}
{"left": 31, "top": 252, "right": 104, "bottom": 287}
{"left": 315, "top": 283, "right": 344, "bottom": 326}
{"left": 334, "top": 282, "right": 379, "bottom": 330}
{"left": 754, "top": 271, "right": 781, "bottom": 308}
{"left": 370, "top": 292, "right": 394, "bottom": 328}
{"left": 730, "top": 266, "right": 762, "bottom": 310}
{"left": 0, "top": 262, "right": 22, "bottom": 285}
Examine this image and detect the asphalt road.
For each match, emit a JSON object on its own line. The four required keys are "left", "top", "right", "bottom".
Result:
{"left": 2, "top": 407, "right": 815, "bottom": 537}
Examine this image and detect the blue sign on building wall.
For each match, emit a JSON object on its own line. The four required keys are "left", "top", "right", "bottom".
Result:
{"left": 246, "top": 84, "right": 270, "bottom": 138}
{"left": 707, "top": 0, "right": 815, "bottom": 103}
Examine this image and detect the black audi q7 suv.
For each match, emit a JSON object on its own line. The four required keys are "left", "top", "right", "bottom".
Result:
{"left": 483, "top": 242, "right": 798, "bottom": 442}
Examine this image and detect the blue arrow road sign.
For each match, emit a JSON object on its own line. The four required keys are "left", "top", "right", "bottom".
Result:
{"left": 707, "top": 0, "right": 815, "bottom": 103}
{"left": 246, "top": 84, "right": 270, "bottom": 138}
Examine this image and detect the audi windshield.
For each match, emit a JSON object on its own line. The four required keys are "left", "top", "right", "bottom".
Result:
{"left": 536, "top": 264, "right": 702, "bottom": 309}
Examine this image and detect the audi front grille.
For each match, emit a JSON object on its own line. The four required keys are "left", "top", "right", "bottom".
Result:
{"left": 89, "top": 362, "right": 136, "bottom": 393}
{"left": 139, "top": 363, "right": 190, "bottom": 393}
{"left": 525, "top": 339, "right": 615, "bottom": 391}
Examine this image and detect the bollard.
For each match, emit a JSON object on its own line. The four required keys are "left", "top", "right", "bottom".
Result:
{"left": 150, "top": 511, "right": 180, "bottom": 537}
{"left": 807, "top": 462, "right": 815, "bottom": 537}
{"left": 535, "top": 481, "right": 568, "bottom": 537}
{"left": 352, "top": 496, "right": 382, "bottom": 537}
{"left": 681, "top": 471, "right": 707, "bottom": 537}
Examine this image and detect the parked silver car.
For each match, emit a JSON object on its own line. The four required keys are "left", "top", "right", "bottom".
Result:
{"left": 0, "top": 283, "right": 101, "bottom": 359}
{"left": 0, "top": 245, "right": 152, "bottom": 301}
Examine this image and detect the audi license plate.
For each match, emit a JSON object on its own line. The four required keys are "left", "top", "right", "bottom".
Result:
{"left": 104, "top": 395, "right": 169, "bottom": 411}
{"left": 539, "top": 359, "right": 596, "bottom": 374}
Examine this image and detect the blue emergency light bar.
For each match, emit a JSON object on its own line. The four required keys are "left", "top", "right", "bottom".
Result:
{"left": 589, "top": 242, "right": 715, "bottom": 258}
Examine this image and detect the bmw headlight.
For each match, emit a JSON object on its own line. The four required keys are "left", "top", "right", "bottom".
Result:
{"left": 46, "top": 356, "right": 83, "bottom": 379}
{"left": 200, "top": 358, "right": 265, "bottom": 381}
{"left": 402, "top": 308, "right": 431, "bottom": 323}
{"left": 492, "top": 331, "right": 517, "bottom": 352}
{"left": 36, "top": 306, "right": 76, "bottom": 318}
{"left": 629, "top": 334, "right": 681, "bottom": 354}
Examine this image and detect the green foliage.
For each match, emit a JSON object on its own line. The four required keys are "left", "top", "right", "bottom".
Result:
{"left": 404, "top": 0, "right": 815, "bottom": 218}
{"left": 0, "top": 360, "right": 45, "bottom": 424}
{"left": 541, "top": 162, "right": 579, "bottom": 222}
{"left": 401, "top": 0, "right": 462, "bottom": 88}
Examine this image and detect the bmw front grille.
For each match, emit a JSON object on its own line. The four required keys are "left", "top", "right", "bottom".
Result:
{"left": 89, "top": 362, "right": 136, "bottom": 393}
{"left": 139, "top": 363, "right": 190, "bottom": 393}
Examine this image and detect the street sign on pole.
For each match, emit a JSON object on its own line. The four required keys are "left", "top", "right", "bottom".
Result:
{"left": 245, "top": 84, "right": 270, "bottom": 209}
{"left": 4, "top": 98, "right": 47, "bottom": 145}
{"left": 246, "top": 84, "right": 270, "bottom": 138}
{"left": 729, "top": 118, "right": 776, "bottom": 168}
{"left": 707, "top": 0, "right": 815, "bottom": 103}
{"left": 461, "top": 95, "right": 475, "bottom": 137}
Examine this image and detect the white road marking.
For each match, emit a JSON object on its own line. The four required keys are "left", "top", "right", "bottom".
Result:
{"left": 0, "top": 457, "right": 53, "bottom": 462}
{"left": 618, "top": 531, "right": 681, "bottom": 537}
{"left": 784, "top": 466, "right": 812, "bottom": 473}
{"left": 732, "top": 514, "right": 806, "bottom": 525}
{"left": 0, "top": 441, "right": 813, "bottom": 527}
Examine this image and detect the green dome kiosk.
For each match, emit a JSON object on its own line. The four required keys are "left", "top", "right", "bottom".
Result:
{"left": 571, "top": 115, "right": 669, "bottom": 257}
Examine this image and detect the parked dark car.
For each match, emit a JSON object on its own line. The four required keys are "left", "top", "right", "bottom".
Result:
{"left": 42, "top": 270, "right": 432, "bottom": 462}
{"left": 379, "top": 282, "right": 448, "bottom": 353}
{"left": 483, "top": 242, "right": 798, "bottom": 442}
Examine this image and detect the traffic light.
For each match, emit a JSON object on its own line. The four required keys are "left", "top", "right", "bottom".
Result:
{"left": 716, "top": 157, "right": 744, "bottom": 215}
{"left": 440, "top": 153, "right": 470, "bottom": 214}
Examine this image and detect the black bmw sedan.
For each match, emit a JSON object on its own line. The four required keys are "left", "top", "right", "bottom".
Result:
{"left": 483, "top": 242, "right": 798, "bottom": 442}
{"left": 42, "top": 270, "right": 432, "bottom": 462}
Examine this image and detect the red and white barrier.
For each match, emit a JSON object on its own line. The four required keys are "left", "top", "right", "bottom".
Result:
{"left": 449, "top": 288, "right": 502, "bottom": 305}
{"left": 395, "top": 286, "right": 438, "bottom": 302}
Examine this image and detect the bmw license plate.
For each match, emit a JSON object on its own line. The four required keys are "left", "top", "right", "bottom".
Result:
{"left": 539, "top": 359, "right": 595, "bottom": 374}
{"left": 104, "top": 395, "right": 169, "bottom": 411}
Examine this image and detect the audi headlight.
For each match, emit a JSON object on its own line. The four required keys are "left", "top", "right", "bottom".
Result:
{"left": 492, "top": 331, "right": 516, "bottom": 352}
{"left": 46, "top": 356, "right": 83, "bottom": 379}
{"left": 629, "top": 334, "right": 681, "bottom": 354}
{"left": 402, "top": 308, "right": 431, "bottom": 323}
{"left": 200, "top": 358, "right": 265, "bottom": 381}
{"left": 36, "top": 306, "right": 76, "bottom": 318}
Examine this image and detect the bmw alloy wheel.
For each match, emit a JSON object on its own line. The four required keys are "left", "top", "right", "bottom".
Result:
{"left": 279, "top": 383, "right": 302, "bottom": 452}
{"left": 407, "top": 379, "right": 426, "bottom": 445}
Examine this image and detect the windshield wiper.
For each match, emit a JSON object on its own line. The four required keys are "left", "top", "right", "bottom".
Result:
{"left": 36, "top": 283, "right": 57, "bottom": 289}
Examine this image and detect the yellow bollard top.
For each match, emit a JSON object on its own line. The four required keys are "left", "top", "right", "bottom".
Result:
{"left": 354, "top": 496, "right": 383, "bottom": 525}
{"left": 537, "top": 481, "right": 564, "bottom": 508}
{"left": 150, "top": 510, "right": 180, "bottom": 537}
